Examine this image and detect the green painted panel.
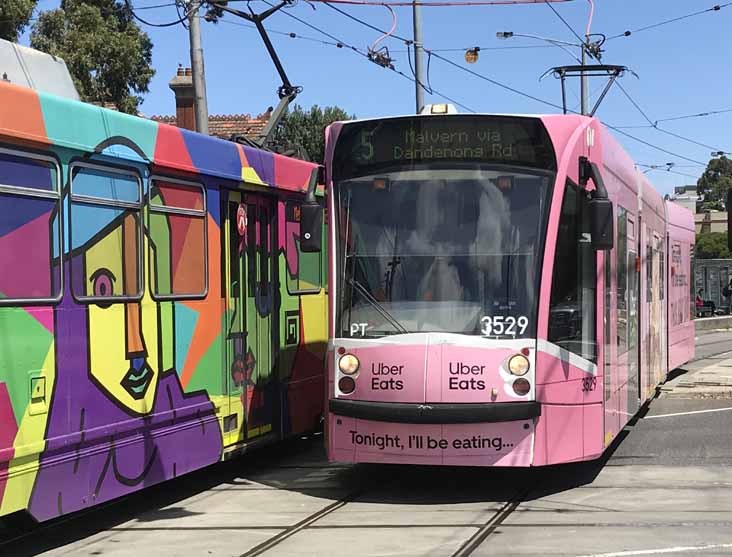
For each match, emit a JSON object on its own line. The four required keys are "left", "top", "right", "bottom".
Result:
{"left": 0, "top": 308, "right": 52, "bottom": 424}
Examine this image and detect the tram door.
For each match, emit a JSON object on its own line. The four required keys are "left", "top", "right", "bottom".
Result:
{"left": 224, "top": 191, "right": 278, "bottom": 446}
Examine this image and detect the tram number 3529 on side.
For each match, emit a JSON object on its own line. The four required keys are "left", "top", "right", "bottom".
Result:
{"left": 480, "top": 315, "right": 529, "bottom": 338}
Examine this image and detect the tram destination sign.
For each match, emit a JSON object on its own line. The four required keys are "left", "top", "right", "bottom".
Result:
{"left": 332, "top": 115, "right": 556, "bottom": 180}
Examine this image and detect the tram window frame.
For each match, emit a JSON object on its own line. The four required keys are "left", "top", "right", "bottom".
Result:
{"left": 646, "top": 230, "right": 653, "bottom": 303}
{"left": 616, "top": 207, "right": 628, "bottom": 355}
{"left": 547, "top": 179, "right": 597, "bottom": 362}
{"left": 285, "top": 199, "right": 322, "bottom": 295}
{"left": 0, "top": 146, "right": 63, "bottom": 305}
{"left": 147, "top": 175, "right": 208, "bottom": 301}
{"left": 69, "top": 161, "right": 144, "bottom": 304}
{"left": 658, "top": 235, "right": 664, "bottom": 301}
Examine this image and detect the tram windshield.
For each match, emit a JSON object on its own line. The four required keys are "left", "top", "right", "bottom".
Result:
{"left": 335, "top": 166, "right": 553, "bottom": 338}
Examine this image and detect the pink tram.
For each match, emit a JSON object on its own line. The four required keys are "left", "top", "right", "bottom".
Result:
{"left": 320, "top": 107, "right": 695, "bottom": 467}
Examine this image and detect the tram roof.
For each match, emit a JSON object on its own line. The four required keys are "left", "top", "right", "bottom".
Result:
{"left": 0, "top": 80, "right": 318, "bottom": 194}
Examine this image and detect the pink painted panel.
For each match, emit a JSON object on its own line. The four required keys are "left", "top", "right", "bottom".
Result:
{"left": 430, "top": 345, "right": 526, "bottom": 404}
{"left": 532, "top": 403, "right": 583, "bottom": 466}
{"left": 328, "top": 414, "right": 533, "bottom": 466}
{"left": 336, "top": 345, "right": 426, "bottom": 403}
{"left": 537, "top": 378, "right": 602, "bottom": 405}
{"left": 583, "top": 403, "right": 603, "bottom": 459}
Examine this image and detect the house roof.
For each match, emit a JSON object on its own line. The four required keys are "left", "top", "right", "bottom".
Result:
{"left": 149, "top": 111, "right": 272, "bottom": 141}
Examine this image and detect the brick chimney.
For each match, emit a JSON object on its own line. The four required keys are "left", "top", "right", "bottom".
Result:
{"left": 169, "top": 65, "right": 196, "bottom": 131}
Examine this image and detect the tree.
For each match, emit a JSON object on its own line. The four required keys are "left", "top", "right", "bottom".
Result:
{"left": 696, "top": 232, "right": 730, "bottom": 259}
{"left": 697, "top": 156, "right": 732, "bottom": 211}
{"left": 273, "top": 104, "right": 354, "bottom": 165}
{"left": 30, "top": 0, "right": 154, "bottom": 114}
{"left": 0, "top": 0, "right": 37, "bottom": 42}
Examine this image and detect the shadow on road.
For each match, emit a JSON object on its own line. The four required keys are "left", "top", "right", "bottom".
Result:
{"left": 1, "top": 426, "right": 634, "bottom": 557}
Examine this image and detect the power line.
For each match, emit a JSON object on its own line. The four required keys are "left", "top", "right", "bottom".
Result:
{"left": 544, "top": 0, "right": 585, "bottom": 44}
{"left": 303, "top": 0, "right": 575, "bottom": 6}
{"left": 320, "top": 2, "right": 566, "bottom": 111}
{"left": 125, "top": 0, "right": 190, "bottom": 27}
{"left": 656, "top": 108, "right": 732, "bottom": 124}
{"left": 606, "top": 125, "right": 706, "bottom": 166}
{"left": 615, "top": 81, "right": 727, "bottom": 153}
{"left": 259, "top": 0, "right": 478, "bottom": 111}
{"left": 428, "top": 51, "right": 565, "bottom": 111}
{"left": 213, "top": 1, "right": 712, "bottom": 167}
{"left": 607, "top": 2, "right": 732, "bottom": 41}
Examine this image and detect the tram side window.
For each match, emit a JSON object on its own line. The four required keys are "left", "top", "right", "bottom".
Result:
{"left": 0, "top": 150, "right": 61, "bottom": 302}
{"left": 148, "top": 178, "right": 207, "bottom": 298}
{"left": 70, "top": 164, "right": 142, "bottom": 301}
{"left": 646, "top": 233, "right": 653, "bottom": 302}
{"left": 548, "top": 180, "right": 596, "bottom": 362}
{"left": 285, "top": 201, "right": 322, "bottom": 294}
{"left": 658, "top": 236, "right": 664, "bottom": 301}
{"left": 616, "top": 208, "right": 628, "bottom": 354}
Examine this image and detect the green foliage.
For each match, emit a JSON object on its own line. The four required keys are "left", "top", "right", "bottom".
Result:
{"left": 30, "top": 0, "right": 154, "bottom": 114}
{"left": 0, "top": 0, "right": 37, "bottom": 42}
{"left": 697, "top": 156, "right": 732, "bottom": 212}
{"left": 696, "top": 232, "right": 731, "bottom": 259}
{"left": 273, "top": 104, "right": 355, "bottom": 164}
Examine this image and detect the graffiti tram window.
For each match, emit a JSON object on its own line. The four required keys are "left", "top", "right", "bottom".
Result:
{"left": 148, "top": 177, "right": 207, "bottom": 299}
{"left": 69, "top": 162, "right": 143, "bottom": 302}
{"left": 285, "top": 201, "right": 322, "bottom": 294}
{"left": 0, "top": 148, "right": 62, "bottom": 303}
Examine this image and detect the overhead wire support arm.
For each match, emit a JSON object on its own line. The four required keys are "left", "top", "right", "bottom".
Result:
{"left": 206, "top": 0, "right": 303, "bottom": 148}
{"left": 542, "top": 64, "right": 627, "bottom": 116}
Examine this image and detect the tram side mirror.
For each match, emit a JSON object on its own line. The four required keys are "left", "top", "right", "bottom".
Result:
{"left": 300, "top": 201, "right": 323, "bottom": 253}
{"left": 580, "top": 156, "right": 614, "bottom": 251}
{"left": 590, "top": 197, "right": 614, "bottom": 251}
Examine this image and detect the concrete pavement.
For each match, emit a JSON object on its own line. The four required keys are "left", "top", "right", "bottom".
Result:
{"left": 661, "top": 330, "right": 732, "bottom": 399}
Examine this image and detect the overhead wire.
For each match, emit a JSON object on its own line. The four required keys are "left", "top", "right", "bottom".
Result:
{"left": 302, "top": 0, "right": 575, "bottom": 6}
{"left": 607, "top": 2, "right": 732, "bottom": 41}
{"left": 276, "top": 2, "right": 719, "bottom": 165}
{"left": 123, "top": 0, "right": 717, "bottom": 166}
{"left": 544, "top": 0, "right": 585, "bottom": 44}
{"left": 615, "top": 81, "right": 727, "bottom": 154}
{"left": 259, "top": 0, "right": 478, "bottom": 111}
{"left": 125, "top": 0, "right": 191, "bottom": 27}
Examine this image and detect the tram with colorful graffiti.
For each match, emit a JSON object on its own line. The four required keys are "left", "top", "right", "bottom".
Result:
{"left": 322, "top": 105, "right": 695, "bottom": 467}
{"left": 0, "top": 80, "right": 327, "bottom": 521}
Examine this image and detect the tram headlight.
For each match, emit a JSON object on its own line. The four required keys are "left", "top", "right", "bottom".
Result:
{"left": 338, "top": 354, "right": 360, "bottom": 375}
{"left": 508, "top": 354, "right": 530, "bottom": 376}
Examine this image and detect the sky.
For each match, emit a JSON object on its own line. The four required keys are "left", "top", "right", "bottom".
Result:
{"left": 21, "top": 0, "right": 732, "bottom": 196}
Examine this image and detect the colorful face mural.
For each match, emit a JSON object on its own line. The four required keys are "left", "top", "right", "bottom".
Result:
{"left": 0, "top": 80, "right": 327, "bottom": 522}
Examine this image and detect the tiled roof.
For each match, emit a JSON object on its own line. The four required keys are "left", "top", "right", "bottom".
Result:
{"left": 149, "top": 111, "right": 272, "bottom": 140}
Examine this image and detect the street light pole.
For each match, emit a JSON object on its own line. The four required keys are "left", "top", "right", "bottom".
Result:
{"left": 188, "top": 0, "right": 209, "bottom": 134}
{"left": 412, "top": 0, "right": 425, "bottom": 114}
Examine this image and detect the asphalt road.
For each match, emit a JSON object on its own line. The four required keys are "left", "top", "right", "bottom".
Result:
{"left": 3, "top": 333, "right": 732, "bottom": 557}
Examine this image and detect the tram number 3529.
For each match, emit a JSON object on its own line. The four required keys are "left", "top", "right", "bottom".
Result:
{"left": 480, "top": 315, "right": 529, "bottom": 337}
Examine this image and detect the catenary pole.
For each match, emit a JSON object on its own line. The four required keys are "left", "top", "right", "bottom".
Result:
{"left": 188, "top": 0, "right": 210, "bottom": 134}
{"left": 412, "top": 0, "right": 425, "bottom": 113}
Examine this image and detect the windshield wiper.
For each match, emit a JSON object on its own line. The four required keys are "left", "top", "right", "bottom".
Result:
{"left": 347, "top": 277, "right": 409, "bottom": 335}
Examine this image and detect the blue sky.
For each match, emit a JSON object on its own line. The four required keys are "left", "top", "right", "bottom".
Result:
{"left": 23, "top": 0, "right": 732, "bottom": 195}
